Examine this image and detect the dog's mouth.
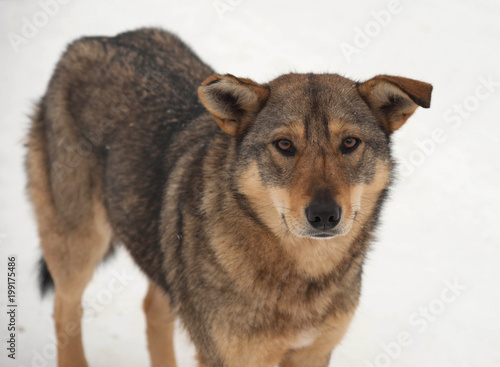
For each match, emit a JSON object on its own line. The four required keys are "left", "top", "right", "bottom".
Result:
{"left": 301, "top": 227, "right": 348, "bottom": 240}
{"left": 309, "top": 232, "right": 338, "bottom": 239}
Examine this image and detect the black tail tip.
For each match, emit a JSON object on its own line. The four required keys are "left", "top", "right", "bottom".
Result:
{"left": 38, "top": 257, "right": 54, "bottom": 297}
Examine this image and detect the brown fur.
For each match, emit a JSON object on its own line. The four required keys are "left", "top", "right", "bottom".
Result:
{"left": 26, "top": 28, "right": 432, "bottom": 366}
{"left": 144, "top": 281, "right": 177, "bottom": 367}
{"left": 27, "top": 106, "right": 112, "bottom": 367}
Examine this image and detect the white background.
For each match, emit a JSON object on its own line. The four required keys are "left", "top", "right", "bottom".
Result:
{"left": 1, "top": 0, "right": 499, "bottom": 366}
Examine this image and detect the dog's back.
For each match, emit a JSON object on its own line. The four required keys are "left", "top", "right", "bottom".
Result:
{"left": 27, "top": 28, "right": 214, "bottom": 287}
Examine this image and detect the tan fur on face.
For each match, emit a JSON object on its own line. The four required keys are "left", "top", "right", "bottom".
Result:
{"left": 267, "top": 146, "right": 353, "bottom": 240}
{"left": 351, "top": 161, "right": 391, "bottom": 219}
{"left": 269, "top": 121, "right": 306, "bottom": 144}
{"left": 328, "top": 118, "right": 364, "bottom": 139}
{"left": 254, "top": 118, "right": 372, "bottom": 242}
{"left": 238, "top": 159, "right": 390, "bottom": 278}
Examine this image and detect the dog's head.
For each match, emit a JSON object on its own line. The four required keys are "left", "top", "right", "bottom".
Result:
{"left": 199, "top": 73, "right": 432, "bottom": 240}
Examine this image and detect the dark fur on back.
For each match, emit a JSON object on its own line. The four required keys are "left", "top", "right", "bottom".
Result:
{"left": 33, "top": 28, "right": 214, "bottom": 288}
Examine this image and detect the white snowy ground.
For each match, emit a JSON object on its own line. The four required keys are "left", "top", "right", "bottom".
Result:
{"left": 1, "top": 0, "right": 499, "bottom": 366}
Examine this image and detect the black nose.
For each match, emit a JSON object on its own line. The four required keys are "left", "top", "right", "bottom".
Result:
{"left": 305, "top": 198, "right": 342, "bottom": 230}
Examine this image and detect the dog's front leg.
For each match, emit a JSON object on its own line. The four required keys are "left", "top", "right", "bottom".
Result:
{"left": 143, "top": 281, "right": 177, "bottom": 367}
{"left": 196, "top": 334, "right": 289, "bottom": 367}
{"left": 279, "top": 311, "right": 355, "bottom": 367}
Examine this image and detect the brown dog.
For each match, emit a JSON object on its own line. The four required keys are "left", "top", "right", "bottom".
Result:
{"left": 26, "top": 28, "right": 432, "bottom": 367}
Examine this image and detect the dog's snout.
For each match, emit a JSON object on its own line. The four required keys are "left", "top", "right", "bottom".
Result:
{"left": 305, "top": 198, "right": 342, "bottom": 230}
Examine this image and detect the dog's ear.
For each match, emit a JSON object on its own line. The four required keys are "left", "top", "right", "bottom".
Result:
{"left": 357, "top": 75, "right": 432, "bottom": 134}
{"left": 198, "top": 74, "right": 270, "bottom": 135}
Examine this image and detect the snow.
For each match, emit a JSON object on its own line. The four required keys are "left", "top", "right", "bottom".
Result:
{"left": 1, "top": 0, "right": 499, "bottom": 366}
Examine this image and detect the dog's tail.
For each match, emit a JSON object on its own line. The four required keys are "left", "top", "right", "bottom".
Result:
{"left": 38, "top": 256, "right": 54, "bottom": 297}
{"left": 37, "top": 246, "right": 116, "bottom": 297}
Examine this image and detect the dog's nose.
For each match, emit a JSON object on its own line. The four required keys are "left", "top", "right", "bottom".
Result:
{"left": 305, "top": 198, "right": 342, "bottom": 230}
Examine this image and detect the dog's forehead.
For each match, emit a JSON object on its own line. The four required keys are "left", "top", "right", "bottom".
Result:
{"left": 267, "top": 73, "right": 357, "bottom": 107}
{"left": 262, "top": 73, "right": 373, "bottom": 135}
{"left": 269, "top": 73, "right": 353, "bottom": 91}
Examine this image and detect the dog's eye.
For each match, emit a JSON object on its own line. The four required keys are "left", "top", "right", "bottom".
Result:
{"left": 274, "top": 139, "right": 295, "bottom": 156}
{"left": 341, "top": 137, "right": 361, "bottom": 153}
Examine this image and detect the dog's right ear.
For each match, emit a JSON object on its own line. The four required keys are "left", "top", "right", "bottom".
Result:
{"left": 198, "top": 74, "right": 270, "bottom": 135}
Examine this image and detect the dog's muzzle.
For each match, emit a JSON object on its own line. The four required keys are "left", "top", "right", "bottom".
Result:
{"left": 305, "top": 196, "right": 342, "bottom": 234}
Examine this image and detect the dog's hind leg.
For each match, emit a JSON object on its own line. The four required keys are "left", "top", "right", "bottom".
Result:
{"left": 143, "top": 281, "right": 177, "bottom": 367}
{"left": 33, "top": 197, "right": 111, "bottom": 367}
{"left": 26, "top": 110, "right": 112, "bottom": 367}
{"left": 39, "top": 199, "right": 112, "bottom": 367}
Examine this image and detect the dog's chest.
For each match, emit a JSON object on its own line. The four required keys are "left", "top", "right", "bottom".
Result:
{"left": 288, "top": 328, "right": 321, "bottom": 350}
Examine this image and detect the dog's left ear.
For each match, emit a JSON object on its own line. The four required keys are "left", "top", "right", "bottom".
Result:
{"left": 198, "top": 74, "right": 270, "bottom": 135}
{"left": 357, "top": 75, "right": 432, "bottom": 134}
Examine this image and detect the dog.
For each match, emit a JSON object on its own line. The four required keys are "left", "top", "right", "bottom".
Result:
{"left": 26, "top": 28, "right": 432, "bottom": 367}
